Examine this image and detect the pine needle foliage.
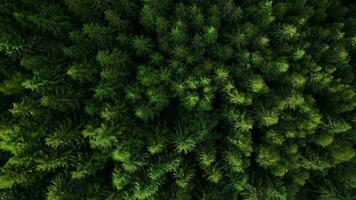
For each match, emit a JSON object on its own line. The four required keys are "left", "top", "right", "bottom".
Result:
{"left": 0, "top": 0, "right": 355, "bottom": 199}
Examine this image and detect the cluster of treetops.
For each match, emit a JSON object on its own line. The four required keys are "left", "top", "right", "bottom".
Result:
{"left": 0, "top": 0, "right": 355, "bottom": 199}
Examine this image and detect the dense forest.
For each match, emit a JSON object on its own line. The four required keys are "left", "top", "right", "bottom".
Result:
{"left": 0, "top": 0, "right": 355, "bottom": 199}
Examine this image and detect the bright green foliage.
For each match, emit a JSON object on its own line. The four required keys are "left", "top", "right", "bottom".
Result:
{"left": 0, "top": 0, "right": 355, "bottom": 199}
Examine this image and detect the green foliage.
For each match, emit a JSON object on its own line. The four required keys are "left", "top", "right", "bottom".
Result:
{"left": 0, "top": 0, "right": 355, "bottom": 199}
{"left": 132, "top": 35, "right": 153, "bottom": 57}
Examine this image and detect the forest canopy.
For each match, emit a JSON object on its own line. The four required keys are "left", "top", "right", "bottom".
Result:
{"left": 0, "top": 0, "right": 355, "bottom": 199}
